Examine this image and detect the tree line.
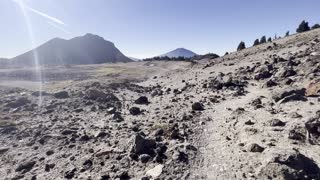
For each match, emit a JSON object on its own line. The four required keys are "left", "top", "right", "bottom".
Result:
{"left": 237, "top": 20, "right": 320, "bottom": 51}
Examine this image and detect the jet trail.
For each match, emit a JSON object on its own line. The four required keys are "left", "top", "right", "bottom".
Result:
{"left": 13, "top": 0, "right": 66, "bottom": 25}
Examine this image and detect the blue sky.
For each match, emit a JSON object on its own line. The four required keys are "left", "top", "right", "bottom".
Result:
{"left": 1, "top": 0, "right": 320, "bottom": 58}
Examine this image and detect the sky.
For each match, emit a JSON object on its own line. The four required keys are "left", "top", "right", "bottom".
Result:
{"left": 1, "top": 0, "right": 320, "bottom": 59}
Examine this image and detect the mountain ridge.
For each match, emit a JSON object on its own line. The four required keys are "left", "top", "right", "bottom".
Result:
{"left": 9, "top": 33, "right": 132, "bottom": 66}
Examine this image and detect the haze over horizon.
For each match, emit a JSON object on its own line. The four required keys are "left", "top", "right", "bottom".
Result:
{"left": 1, "top": 0, "right": 320, "bottom": 59}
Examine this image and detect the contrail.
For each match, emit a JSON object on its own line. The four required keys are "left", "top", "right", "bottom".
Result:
{"left": 47, "top": 21, "right": 71, "bottom": 34}
{"left": 13, "top": 0, "right": 66, "bottom": 25}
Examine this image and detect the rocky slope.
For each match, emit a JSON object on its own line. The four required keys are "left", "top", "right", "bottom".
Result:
{"left": 10, "top": 33, "right": 132, "bottom": 66}
{"left": 0, "top": 29, "right": 320, "bottom": 180}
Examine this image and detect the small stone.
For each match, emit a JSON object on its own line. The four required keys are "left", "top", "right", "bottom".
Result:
{"left": 96, "top": 131, "right": 109, "bottom": 138}
{"left": 192, "top": 102, "right": 204, "bottom": 111}
{"left": 107, "top": 107, "right": 116, "bottom": 114}
{"left": 305, "top": 118, "right": 320, "bottom": 144}
{"left": 264, "top": 79, "right": 277, "bottom": 87}
{"left": 79, "top": 134, "right": 91, "bottom": 141}
{"left": 46, "top": 150, "right": 54, "bottom": 156}
{"left": 146, "top": 164, "right": 164, "bottom": 179}
{"left": 245, "top": 120, "right": 255, "bottom": 125}
{"left": 44, "top": 164, "right": 55, "bottom": 172}
{"left": 248, "top": 143, "right": 265, "bottom": 153}
{"left": 112, "top": 112, "right": 124, "bottom": 122}
{"left": 15, "top": 161, "right": 36, "bottom": 173}
{"left": 83, "top": 159, "right": 93, "bottom": 169}
{"left": 269, "top": 119, "right": 286, "bottom": 127}
{"left": 288, "top": 126, "right": 306, "bottom": 141}
{"left": 100, "top": 174, "right": 110, "bottom": 180}
{"left": 0, "top": 147, "right": 10, "bottom": 154}
{"left": 130, "top": 134, "right": 156, "bottom": 156}
{"left": 129, "top": 107, "right": 141, "bottom": 115}
{"left": 65, "top": 168, "right": 76, "bottom": 179}
{"left": 139, "top": 154, "right": 151, "bottom": 163}
{"left": 154, "top": 128, "right": 164, "bottom": 136}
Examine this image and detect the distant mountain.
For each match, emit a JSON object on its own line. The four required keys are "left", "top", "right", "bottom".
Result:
{"left": 10, "top": 33, "right": 132, "bottom": 66}
{"left": 160, "top": 48, "right": 197, "bottom": 58}
{"left": 128, "top": 57, "right": 141, "bottom": 61}
{"left": 0, "top": 58, "right": 9, "bottom": 66}
{"left": 0, "top": 58, "right": 8, "bottom": 61}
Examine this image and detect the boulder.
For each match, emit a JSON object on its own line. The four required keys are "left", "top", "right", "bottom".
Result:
{"left": 84, "top": 88, "right": 121, "bottom": 108}
{"left": 258, "top": 149, "right": 320, "bottom": 179}
{"left": 305, "top": 118, "right": 320, "bottom": 144}
{"left": 130, "top": 134, "right": 156, "bottom": 156}
{"left": 277, "top": 68, "right": 297, "bottom": 78}
{"left": 254, "top": 65, "right": 273, "bottom": 80}
{"left": 53, "top": 91, "right": 69, "bottom": 99}
{"left": 6, "top": 97, "right": 30, "bottom": 108}
{"left": 135, "top": 96, "right": 149, "bottom": 105}
{"left": 15, "top": 161, "right": 36, "bottom": 173}
{"left": 272, "top": 88, "right": 306, "bottom": 103}
{"left": 85, "top": 88, "right": 107, "bottom": 100}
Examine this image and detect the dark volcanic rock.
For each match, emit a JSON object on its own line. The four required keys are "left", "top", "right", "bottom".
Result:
{"left": 0, "top": 147, "right": 10, "bottom": 154}
{"left": 85, "top": 88, "right": 107, "bottom": 100}
{"left": 305, "top": 118, "right": 320, "bottom": 144}
{"left": 272, "top": 88, "right": 306, "bottom": 103}
{"left": 263, "top": 79, "right": 278, "bottom": 88}
{"left": 269, "top": 119, "right": 286, "bottom": 127}
{"left": 254, "top": 65, "right": 272, "bottom": 80}
{"left": 65, "top": 168, "right": 77, "bottom": 179}
{"left": 208, "top": 73, "right": 247, "bottom": 90}
{"left": 85, "top": 88, "right": 121, "bottom": 106}
{"left": 139, "top": 154, "right": 151, "bottom": 163}
{"left": 278, "top": 68, "right": 297, "bottom": 78}
{"left": 129, "top": 107, "right": 141, "bottom": 115}
{"left": 112, "top": 112, "right": 124, "bottom": 122}
{"left": 248, "top": 143, "right": 265, "bottom": 153}
{"left": 6, "top": 97, "right": 30, "bottom": 108}
{"left": 251, "top": 98, "right": 263, "bottom": 109}
{"left": 288, "top": 126, "right": 306, "bottom": 141}
{"left": 192, "top": 102, "right": 204, "bottom": 111}
{"left": 135, "top": 96, "right": 149, "bottom": 105}
{"left": 130, "top": 134, "right": 156, "bottom": 157}
{"left": 15, "top": 161, "right": 36, "bottom": 173}
{"left": 53, "top": 91, "right": 69, "bottom": 99}
{"left": 258, "top": 150, "right": 320, "bottom": 180}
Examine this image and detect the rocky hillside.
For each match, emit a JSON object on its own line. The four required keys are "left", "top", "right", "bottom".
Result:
{"left": 0, "top": 29, "right": 320, "bottom": 180}
{"left": 10, "top": 34, "right": 132, "bottom": 66}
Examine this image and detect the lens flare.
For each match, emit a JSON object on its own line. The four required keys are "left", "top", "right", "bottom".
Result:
{"left": 15, "top": 0, "right": 43, "bottom": 107}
